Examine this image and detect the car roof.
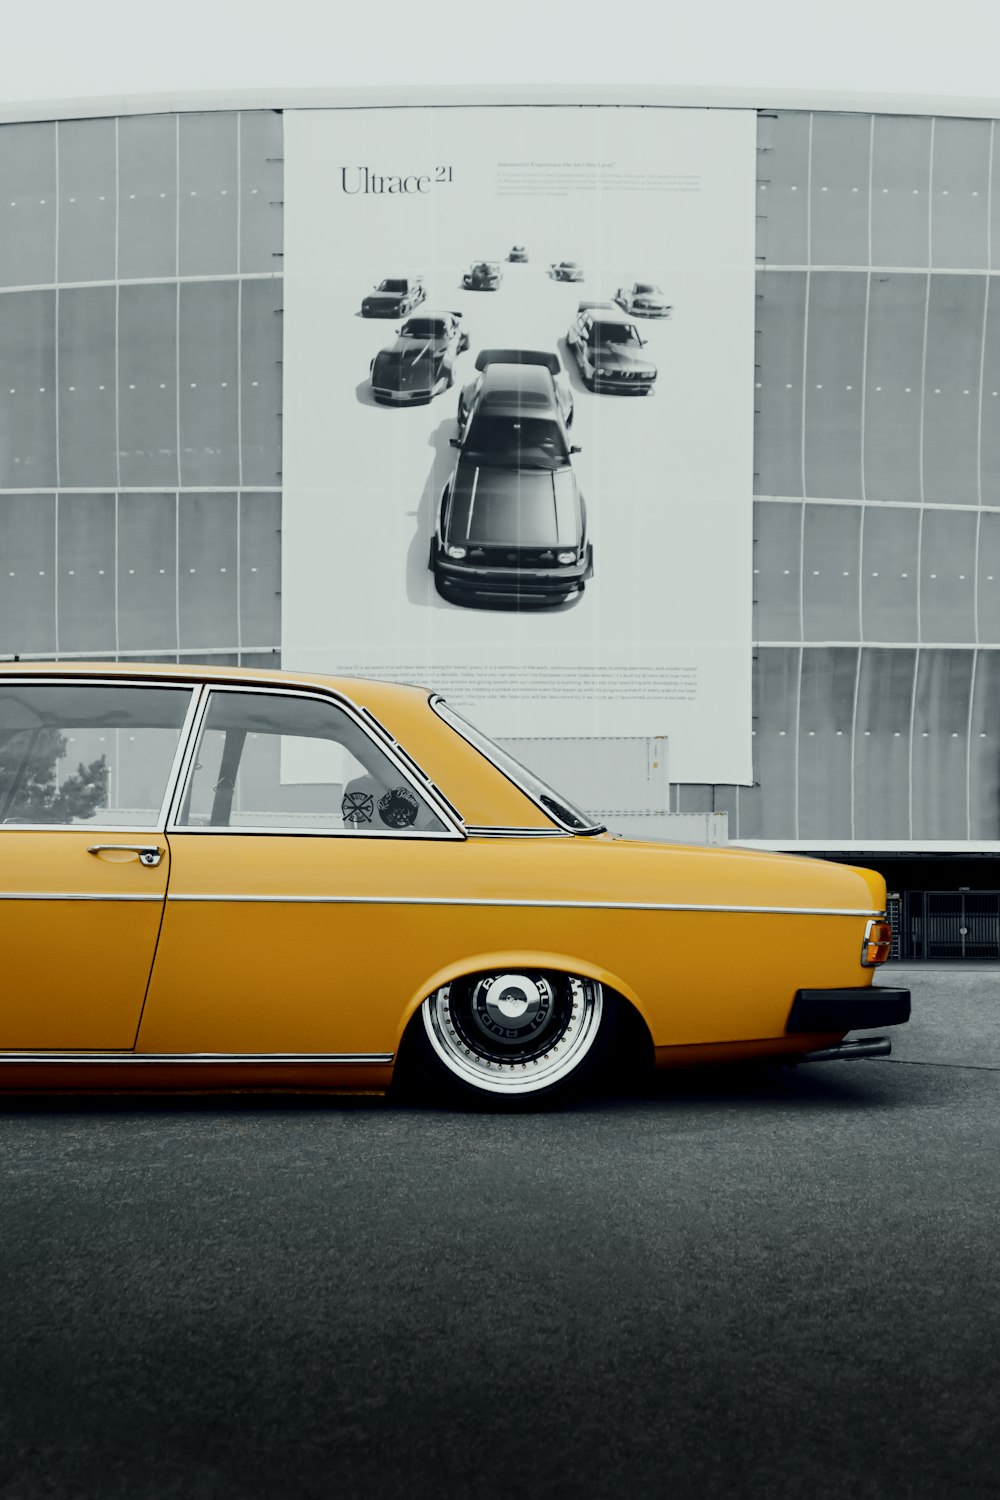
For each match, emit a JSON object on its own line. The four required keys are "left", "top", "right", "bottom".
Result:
{"left": 402, "top": 308, "right": 455, "bottom": 321}
{"left": 0, "top": 658, "right": 433, "bottom": 704}
{"left": 477, "top": 363, "right": 557, "bottom": 407}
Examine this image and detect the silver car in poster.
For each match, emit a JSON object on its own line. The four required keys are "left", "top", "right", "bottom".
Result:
{"left": 615, "top": 281, "right": 673, "bottom": 318}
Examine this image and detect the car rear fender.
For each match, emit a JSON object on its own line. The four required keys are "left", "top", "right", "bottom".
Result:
{"left": 394, "top": 948, "right": 650, "bottom": 1050}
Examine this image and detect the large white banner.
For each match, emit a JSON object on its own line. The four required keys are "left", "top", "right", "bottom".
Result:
{"left": 283, "top": 106, "right": 755, "bottom": 783}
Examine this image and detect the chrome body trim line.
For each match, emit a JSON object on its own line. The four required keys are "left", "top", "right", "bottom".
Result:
{"left": 165, "top": 682, "right": 467, "bottom": 840}
{"left": 0, "top": 892, "right": 163, "bottom": 902}
{"left": 0, "top": 1051, "right": 395, "bottom": 1066}
{"left": 464, "top": 826, "right": 572, "bottom": 838}
{"left": 163, "top": 826, "right": 461, "bottom": 841}
{"left": 164, "top": 894, "right": 886, "bottom": 916}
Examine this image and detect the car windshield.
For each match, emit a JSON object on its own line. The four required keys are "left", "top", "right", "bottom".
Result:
{"left": 463, "top": 414, "right": 569, "bottom": 468}
{"left": 376, "top": 280, "right": 408, "bottom": 293}
{"left": 589, "top": 322, "right": 641, "bottom": 347}
{"left": 402, "top": 318, "right": 448, "bottom": 339}
{"left": 431, "top": 701, "right": 604, "bottom": 835}
{"left": 560, "top": 263, "right": 578, "bottom": 270}
{"left": 634, "top": 283, "right": 659, "bottom": 294}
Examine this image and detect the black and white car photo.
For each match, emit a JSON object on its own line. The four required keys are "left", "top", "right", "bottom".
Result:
{"left": 462, "top": 261, "right": 503, "bottom": 290}
{"left": 369, "top": 311, "right": 470, "bottom": 404}
{"left": 361, "top": 276, "right": 427, "bottom": 317}
{"left": 550, "top": 261, "right": 585, "bottom": 282}
{"left": 431, "top": 350, "right": 593, "bottom": 609}
{"left": 566, "top": 303, "right": 658, "bottom": 394}
{"left": 508, "top": 245, "right": 529, "bottom": 263}
{"left": 614, "top": 281, "right": 673, "bottom": 318}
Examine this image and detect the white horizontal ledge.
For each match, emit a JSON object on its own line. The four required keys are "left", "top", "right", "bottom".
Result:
{"left": 0, "top": 272, "right": 282, "bottom": 295}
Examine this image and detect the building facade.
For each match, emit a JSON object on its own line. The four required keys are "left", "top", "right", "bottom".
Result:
{"left": 1, "top": 98, "right": 998, "bottom": 951}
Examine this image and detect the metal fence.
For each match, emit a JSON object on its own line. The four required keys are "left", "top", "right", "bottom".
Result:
{"left": 888, "top": 891, "right": 1000, "bottom": 960}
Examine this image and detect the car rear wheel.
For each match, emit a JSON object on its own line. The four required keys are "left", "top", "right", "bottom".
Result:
{"left": 414, "top": 970, "right": 613, "bottom": 1102}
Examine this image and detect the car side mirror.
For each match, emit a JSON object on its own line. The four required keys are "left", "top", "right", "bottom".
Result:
{"left": 449, "top": 437, "right": 462, "bottom": 448}
{"left": 570, "top": 444, "right": 582, "bottom": 454}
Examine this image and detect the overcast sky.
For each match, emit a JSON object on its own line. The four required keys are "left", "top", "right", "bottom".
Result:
{"left": 3, "top": 0, "right": 1000, "bottom": 111}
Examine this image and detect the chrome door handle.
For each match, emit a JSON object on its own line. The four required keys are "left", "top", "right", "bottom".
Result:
{"left": 87, "top": 844, "right": 164, "bottom": 867}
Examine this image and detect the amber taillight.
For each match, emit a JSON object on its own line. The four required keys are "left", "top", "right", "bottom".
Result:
{"left": 861, "top": 918, "right": 893, "bottom": 967}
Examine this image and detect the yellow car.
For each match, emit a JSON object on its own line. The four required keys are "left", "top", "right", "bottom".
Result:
{"left": 0, "top": 663, "right": 909, "bottom": 1103}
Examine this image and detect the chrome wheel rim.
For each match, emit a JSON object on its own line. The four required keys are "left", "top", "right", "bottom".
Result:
{"left": 422, "top": 972, "right": 603, "bottom": 1095}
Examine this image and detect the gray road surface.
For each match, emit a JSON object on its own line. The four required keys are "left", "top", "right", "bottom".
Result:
{"left": 1, "top": 964, "right": 998, "bottom": 1500}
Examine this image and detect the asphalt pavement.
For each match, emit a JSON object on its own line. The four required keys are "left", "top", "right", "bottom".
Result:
{"left": 1, "top": 964, "right": 999, "bottom": 1500}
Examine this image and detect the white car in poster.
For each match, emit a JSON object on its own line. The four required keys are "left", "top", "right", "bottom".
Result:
{"left": 614, "top": 282, "right": 673, "bottom": 319}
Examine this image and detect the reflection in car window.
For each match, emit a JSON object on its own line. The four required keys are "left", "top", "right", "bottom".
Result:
{"left": 431, "top": 701, "right": 603, "bottom": 835}
{"left": 0, "top": 683, "right": 193, "bottom": 827}
{"left": 176, "top": 690, "right": 447, "bottom": 834}
{"left": 465, "top": 415, "right": 568, "bottom": 468}
{"left": 402, "top": 319, "right": 448, "bottom": 339}
{"left": 589, "top": 323, "right": 641, "bottom": 346}
{"left": 377, "top": 280, "right": 408, "bottom": 293}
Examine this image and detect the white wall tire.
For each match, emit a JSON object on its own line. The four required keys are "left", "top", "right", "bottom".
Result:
{"left": 418, "top": 970, "right": 610, "bottom": 1101}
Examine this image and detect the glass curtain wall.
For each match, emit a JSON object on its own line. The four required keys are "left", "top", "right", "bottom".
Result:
{"left": 686, "top": 109, "right": 1000, "bottom": 843}
{"left": 0, "top": 111, "right": 283, "bottom": 669}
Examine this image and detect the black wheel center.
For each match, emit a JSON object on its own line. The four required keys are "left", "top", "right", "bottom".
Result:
{"left": 450, "top": 972, "right": 572, "bottom": 1061}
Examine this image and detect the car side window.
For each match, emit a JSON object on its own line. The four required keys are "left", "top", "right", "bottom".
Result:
{"left": 175, "top": 689, "right": 448, "bottom": 834}
{"left": 0, "top": 682, "right": 194, "bottom": 827}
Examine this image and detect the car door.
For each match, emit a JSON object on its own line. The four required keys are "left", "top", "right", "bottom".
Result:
{"left": 0, "top": 678, "right": 198, "bottom": 1049}
{"left": 137, "top": 684, "right": 466, "bottom": 1061}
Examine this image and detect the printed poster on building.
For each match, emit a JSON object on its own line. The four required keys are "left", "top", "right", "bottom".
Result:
{"left": 282, "top": 105, "right": 755, "bottom": 784}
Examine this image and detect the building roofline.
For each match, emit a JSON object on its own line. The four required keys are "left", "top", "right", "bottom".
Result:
{"left": 4, "top": 82, "right": 1000, "bottom": 126}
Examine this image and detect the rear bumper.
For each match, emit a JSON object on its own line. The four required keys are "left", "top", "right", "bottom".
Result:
{"left": 786, "top": 986, "right": 911, "bottom": 1033}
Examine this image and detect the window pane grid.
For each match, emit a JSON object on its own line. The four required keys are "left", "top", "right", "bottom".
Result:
{"left": 0, "top": 110, "right": 282, "bottom": 671}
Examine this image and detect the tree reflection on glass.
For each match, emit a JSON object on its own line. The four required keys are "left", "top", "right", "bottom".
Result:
{"left": 0, "top": 728, "right": 109, "bottom": 824}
